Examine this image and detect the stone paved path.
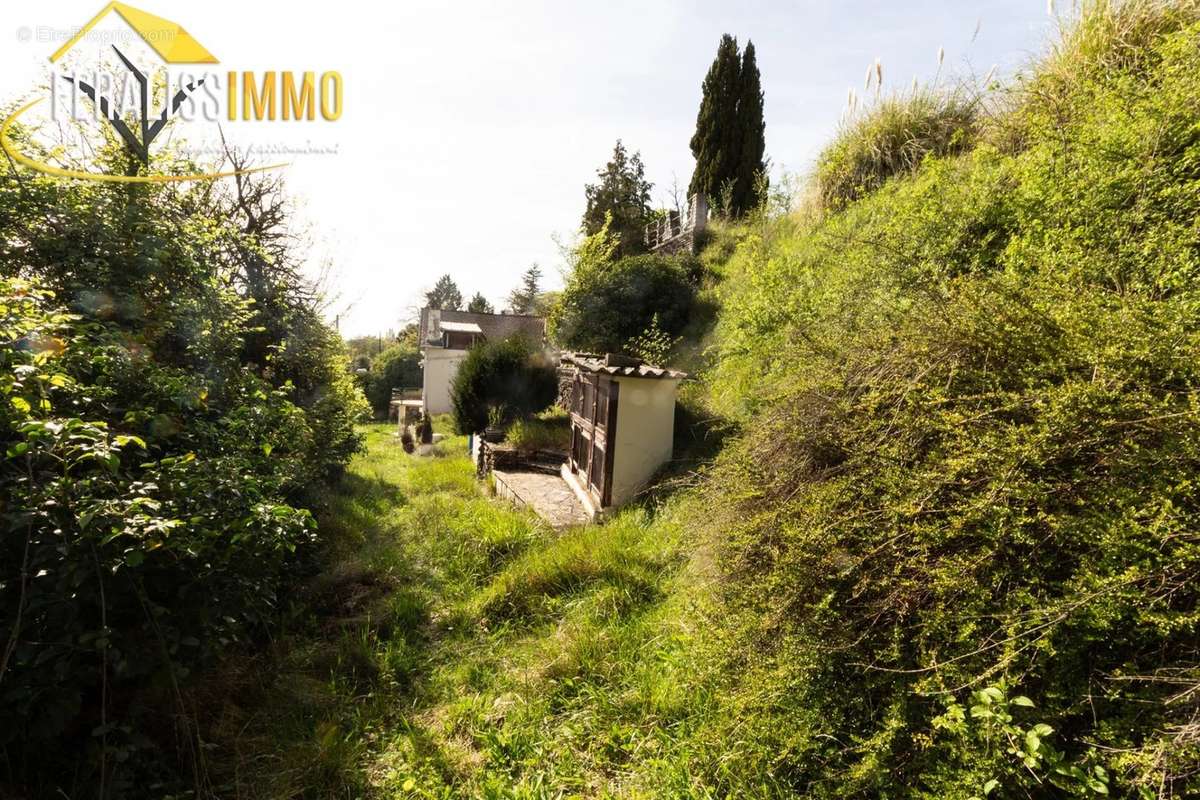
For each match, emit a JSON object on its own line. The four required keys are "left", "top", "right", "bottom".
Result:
{"left": 493, "top": 469, "right": 591, "bottom": 528}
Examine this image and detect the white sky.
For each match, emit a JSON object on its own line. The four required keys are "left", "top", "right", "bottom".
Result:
{"left": 3, "top": 1, "right": 1054, "bottom": 338}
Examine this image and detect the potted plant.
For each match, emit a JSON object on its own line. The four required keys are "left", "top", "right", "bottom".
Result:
{"left": 483, "top": 404, "right": 508, "bottom": 443}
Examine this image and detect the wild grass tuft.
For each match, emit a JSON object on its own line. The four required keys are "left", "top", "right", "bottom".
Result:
{"left": 816, "top": 83, "right": 981, "bottom": 208}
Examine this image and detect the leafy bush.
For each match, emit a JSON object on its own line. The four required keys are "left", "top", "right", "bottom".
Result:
{"left": 0, "top": 141, "right": 365, "bottom": 793}
{"left": 817, "top": 84, "right": 980, "bottom": 208}
{"left": 1, "top": 279, "right": 320, "bottom": 784}
{"left": 700, "top": 8, "right": 1200, "bottom": 795}
{"left": 449, "top": 336, "right": 557, "bottom": 434}
{"left": 548, "top": 253, "right": 699, "bottom": 354}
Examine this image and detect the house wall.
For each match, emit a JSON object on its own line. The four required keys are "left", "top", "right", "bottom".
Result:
{"left": 609, "top": 377, "right": 679, "bottom": 506}
{"left": 422, "top": 347, "right": 468, "bottom": 416}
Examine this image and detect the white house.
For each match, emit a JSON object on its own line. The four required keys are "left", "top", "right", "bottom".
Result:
{"left": 559, "top": 352, "right": 686, "bottom": 517}
{"left": 418, "top": 308, "right": 546, "bottom": 416}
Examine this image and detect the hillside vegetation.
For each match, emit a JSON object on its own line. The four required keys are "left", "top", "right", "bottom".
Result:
{"left": 697, "top": 1, "right": 1200, "bottom": 795}
{"left": 198, "top": 7, "right": 1200, "bottom": 797}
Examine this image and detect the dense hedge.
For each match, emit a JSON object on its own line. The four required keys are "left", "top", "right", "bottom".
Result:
{"left": 698, "top": 5, "right": 1200, "bottom": 797}
{"left": 0, "top": 148, "right": 367, "bottom": 795}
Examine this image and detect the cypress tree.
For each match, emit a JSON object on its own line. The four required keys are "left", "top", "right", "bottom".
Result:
{"left": 735, "top": 40, "right": 767, "bottom": 215}
{"left": 688, "top": 34, "right": 768, "bottom": 218}
{"left": 688, "top": 34, "right": 743, "bottom": 213}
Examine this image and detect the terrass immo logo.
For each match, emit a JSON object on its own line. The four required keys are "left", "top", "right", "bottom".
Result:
{"left": 2, "top": 1, "right": 343, "bottom": 182}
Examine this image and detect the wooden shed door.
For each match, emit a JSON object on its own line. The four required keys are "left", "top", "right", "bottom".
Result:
{"left": 569, "top": 375, "right": 619, "bottom": 507}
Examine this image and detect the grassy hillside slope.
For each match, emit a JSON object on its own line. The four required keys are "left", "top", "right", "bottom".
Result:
{"left": 690, "top": 2, "right": 1200, "bottom": 796}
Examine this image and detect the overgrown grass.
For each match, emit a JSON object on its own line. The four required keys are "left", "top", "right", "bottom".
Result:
{"left": 816, "top": 84, "right": 981, "bottom": 208}
{"left": 505, "top": 408, "right": 571, "bottom": 452}
{"left": 192, "top": 424, "right": 715, "bottom": 798}
{"left": 190, "top": 5, "right": 1200, "bottom": 798}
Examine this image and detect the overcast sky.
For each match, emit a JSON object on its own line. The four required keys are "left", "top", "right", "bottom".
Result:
{"left": 3, "top": 1, "right": 1056, "bottom": 337}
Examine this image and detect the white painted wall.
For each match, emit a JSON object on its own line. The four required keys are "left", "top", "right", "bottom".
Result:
{"left": 422, "top": 348, "right": 467, "bottom": 415}
{"left": 609, "top": 377, "right": 679, "bottom": 506}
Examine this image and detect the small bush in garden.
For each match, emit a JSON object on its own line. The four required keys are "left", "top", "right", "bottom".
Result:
{"left": 450, "top": 335, "right": 557, "bottom": 434}
{"left": 419, "top": 414, "right": 433, "bottom": 444}
{"left": 401, "top": 427, "right": 415, "bottom": 453}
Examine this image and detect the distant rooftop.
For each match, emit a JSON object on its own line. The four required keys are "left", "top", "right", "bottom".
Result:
{"left": 420, "top": 307, "right": 546, "bottom": 348}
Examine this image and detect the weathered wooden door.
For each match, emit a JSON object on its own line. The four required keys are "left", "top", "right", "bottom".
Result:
{"left": 569, "top": 374, "right": 619, "bottom": 506}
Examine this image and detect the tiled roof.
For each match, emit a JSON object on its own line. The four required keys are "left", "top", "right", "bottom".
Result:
{"left": 560, "top": 352, "right": 687, "bottom": 380}
{"left": 420, "top": 308, "right": 546, "bottom": 347}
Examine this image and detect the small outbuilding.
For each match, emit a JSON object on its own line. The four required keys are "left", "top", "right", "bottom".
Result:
{"left": 559, "top": 352, "right": 687, "bottom": 517}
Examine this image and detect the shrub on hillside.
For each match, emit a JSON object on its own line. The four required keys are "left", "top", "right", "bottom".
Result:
{"left": 817, "top": 85, "right": 980, "bottom": 208}
{"left": 548, "top": 253, "right": 699, "bottom": 355}
{"left": 450, "top": 336, "right": 557, "bottom": 434}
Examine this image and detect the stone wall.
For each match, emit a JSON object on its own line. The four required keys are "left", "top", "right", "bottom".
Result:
{"left": 644, "top": 194, "right": 708, "bottom": 256}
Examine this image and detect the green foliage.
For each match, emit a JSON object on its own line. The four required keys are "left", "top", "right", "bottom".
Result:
{"left": 817, "top": 83, "right": 979, "bottom": 208}
{"left": 424, "top": 274, "right": 463, "bottom": 311}
{"left": 934, "top": 685, "right": 1111, "bottom": 798}
{"left": 737, "top": 41, "right": 767, "bottom": 213}
{"left": 0, "top": 278, "right": 326, "bottom": 790}
{"left": 689, "top": 34, "right": 767, "bottom": 217}
{"left": 505, "top": 408, "right": 571, "bottom": 452}
{"left": 449, "top": 336, "right": 557, "bottom": 434}
{"left": 466, "top": 292, "right": 494, "bottom": 314}
{"left": 582, "top": 140, "right": 654, "bottom": 259}
{"left": 363, "top": 343, "right": 422, "bottom": 417}
{"left": 548, "top": 253, "right": 699, "bottom": 355}
{"left": 506, "top": 264, "right": 542, "bottom": 314}
{"left": 701, "top": 9, "right": 1200, "bottom": 796}
{"left": 0, "top": 138, "right": 365, "bottom": 793}
{"left": 625, "top": 312, "right": 680, "bottom": 366}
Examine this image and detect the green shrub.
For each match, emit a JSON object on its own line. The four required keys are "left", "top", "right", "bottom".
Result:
{"left": 449, "top": 336, "right": 557, "bottom": 434}
{"left": 0, "top": 279, "right": 321, "bottom": 780}
{"left": 0, "top": 141, "right": 365, "bottom": 792}
{"left": 548, "top": 253, "right": 699, "bottom": 354}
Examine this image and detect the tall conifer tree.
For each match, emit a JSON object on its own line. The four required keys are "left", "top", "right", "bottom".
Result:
{"left": 688, "top": 34, "right": 767, "bottom": 217}
{"left": 735, "top": 40, "right": 767, "bottom": 215}
{"left": 582, "top": 141, "right": 654, "bottom": 258}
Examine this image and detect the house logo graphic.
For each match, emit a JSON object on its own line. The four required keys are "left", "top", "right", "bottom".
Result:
{"left": 2, "top": 2, "right": 342, "bottom": 183}
{"left": 48, "top": 2, "right": 219, "bottom": 65}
